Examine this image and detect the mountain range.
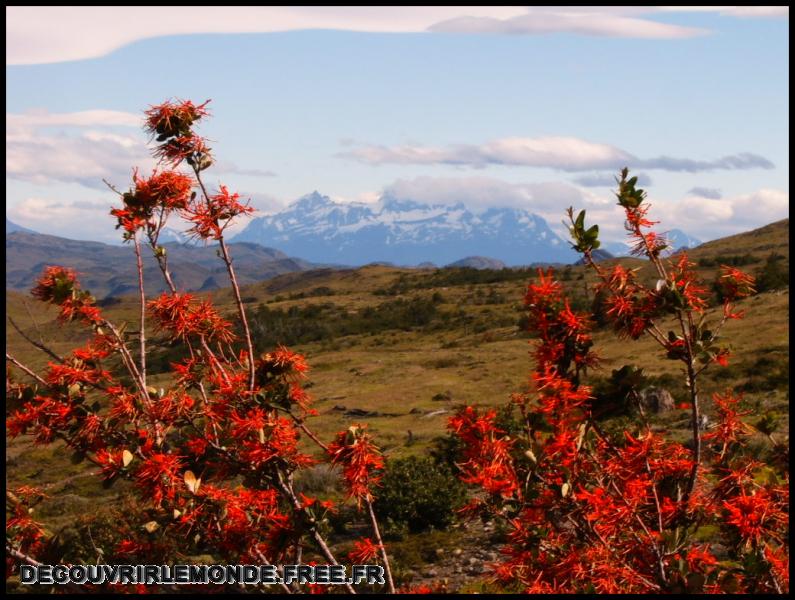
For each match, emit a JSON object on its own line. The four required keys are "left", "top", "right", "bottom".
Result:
{"left": 231, "top": 192, "right": 580, "bottom": 266}
{"left": 6, "top": 196, "right": 705, "bottom": 299}
{"left": 6, "top": 230, "right": 311, "bottom": 299}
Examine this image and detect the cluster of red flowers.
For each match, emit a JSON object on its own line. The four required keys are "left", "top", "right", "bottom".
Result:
{"left": 144, "top": 99, "right": 211, "bottom": 167}
{"left": 448, "top": 407, "right": 518, "bottom": 497}
{"left": 147, "top": 291, "right": 235, "bottom": 344}
{"left": 6, "top": 488, "right": 48, "bottom": 578}
{"left": 30, "top": 265, "right": 102, "bottom": 325}
{"left": 184, "top": 185, "right": 254, "bottom": 240}
{"left": 327, "top": 425, "right": 384, "bottom": 506}
{"left": 111, "top": 169, "right": 193, "bottom": 234}
{"left": 446, "top": 169, "right": 788, "bottom": 593}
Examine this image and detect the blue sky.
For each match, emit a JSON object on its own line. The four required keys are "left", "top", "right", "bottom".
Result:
{"left": 6, "top": 6, "right": 789, "bottom": 244}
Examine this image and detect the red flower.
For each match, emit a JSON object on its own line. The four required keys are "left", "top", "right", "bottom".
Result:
{"left": 31, "top": 265, "right": 79, "bottom": 304}
{"left": 148, "top": 292, "right": 234, "bottom": 343}
{"left": 135, "top": 453, "right": 184, "bottom": 507}
{"left": 719, "top": 265, "right": 756, "bottom": 300}
{"left": 154, "top": 134, "right": 210, "bottom": 167}
{"left": 185, "top": 185, "right": 254, "bottom": 240}
{"left": 703, "top": 391, "right": 752, "bottom": 448}
{"left": 713, "top": 349, "right": 731, "bottom": 367}
{"left": 134, "top": 169, "right": 193, "bottom": 211}
{"left": 722, "top": 490, "right": 775, "bottom": 546}
{"left": 328, "top": 425, "right": 384, "bottom": 505}
{"left": 144, "top": 98, "right": 210, "bottom": 139}
{"left": 348, "top": 538, "right": 381, "bottom": 563}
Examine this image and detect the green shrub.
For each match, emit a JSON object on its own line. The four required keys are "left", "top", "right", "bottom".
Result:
{"left": 755, "top": 252, "right": 789, "bottom": 292}
{"left": 373, "top": 456, "right": 466, "bottom": 535}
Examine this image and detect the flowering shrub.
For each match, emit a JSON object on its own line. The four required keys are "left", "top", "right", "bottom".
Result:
{"left": 6, "top": 99, "right": 395, "bottom": 594}
{"left": 448, "top": 169, "right": 788, "bottom": 593}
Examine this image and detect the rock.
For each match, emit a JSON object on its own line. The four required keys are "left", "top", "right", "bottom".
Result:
{"left": 421, "top": 409, "right": 449, "bottom": 419}
{"left": 435, "top": 548, "right": 445, "bottom": 559}
{"left": 344, "top": 407, "right": 377, "bottom": 417}
{"left": 468, "top": 557, "right": 479, "bottom": 566}
{"left": 698, "top": 414, "right": 710, "bottom": 431}
{"left": 409, "top": 407, "right": 423, "bottom": 414}
{"left": 639, "top": 387, "right": 676, "bottom": 413}
{"left": 453, "top": 548, "right": 463, "bottom": 556}
{"left": 486, "top": 551, "right": 499, "bottom": 561}
{"left": 423, "top": 568, "right": 438, "bottom": 578}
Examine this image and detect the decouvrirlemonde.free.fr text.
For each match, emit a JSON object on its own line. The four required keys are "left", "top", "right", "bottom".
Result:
{"left": 20, "top": 564, "right": 385, "bottom": 586}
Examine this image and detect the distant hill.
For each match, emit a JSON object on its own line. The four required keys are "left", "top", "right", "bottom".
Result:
{"left": 574, "top": 248, "right": 615, "bottom": 265}
{"left": 446, "top": 256, "right": 507, "bottom": 270}
{"left": 6, "top": 218, "right": 36, "bottom": 235}
{"left": 6, "top": 231, "right": 312, "bottom": 299}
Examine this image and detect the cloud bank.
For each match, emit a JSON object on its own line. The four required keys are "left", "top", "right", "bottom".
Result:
{"left": 377, "top": 175, "right": 788, "bottom": 242}
{"left": 6, "top": 109, "right": 277, "bottom": 189}
{"left": 7, "top": 6, "right": 788, "bottom": 65}
{"left": 342, "top": 136, "right": 774, "bottom": 173}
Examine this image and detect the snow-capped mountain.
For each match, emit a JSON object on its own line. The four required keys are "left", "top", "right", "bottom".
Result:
{"left": 666, "top": 229, "right": 702, "bottom": 251}
{"left": 232, "top": 192, "right": 579, "bottom": 266}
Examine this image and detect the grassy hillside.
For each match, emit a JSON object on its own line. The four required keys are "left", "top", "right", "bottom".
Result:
{"left": 5, "top": 219, "right": 789, "bottom": 587}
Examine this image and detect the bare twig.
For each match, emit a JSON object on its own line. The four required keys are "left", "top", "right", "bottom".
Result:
{"left": 6, "top": 353, "right": 48, "bottom": 387}
{"left": 366, "top": 499, "right": 396, "bottom": 593}
{"left": 7, "top": 316, "right": 63, "bottom": 363}
{"left": 133, "top": 232, "right": 147, "bottom": 390}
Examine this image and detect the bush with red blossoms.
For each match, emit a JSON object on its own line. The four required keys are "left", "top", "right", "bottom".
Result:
{"left": 447, "top": 169, "right": 788, "bottom": 594}
{"left": 6, "top": 99, "right": 395, "bottom": 594}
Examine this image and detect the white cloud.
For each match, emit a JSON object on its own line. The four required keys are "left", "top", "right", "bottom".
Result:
{"left": 657, "top": 6, "right": 789, "bottom": 18}
{"left": 342, "top": 136, "right": 774, "bottom": 173}
{"left": 383, "top": 175, "right": 584, "bottom": 212}
{"left": 7, "top": 6, "right": 787, "bottom": 65}
{"left": 429, "top": 9, "right": 708, "bottom": 38}
{"left": 6, "top": 109, "right": 140, "bottom": 130}
{"left": 6, "top": 125, "right": 153, "bottom": 189}
{"left": 668, "top": 188, "right": 788, "bottom": 239}
{"left": 6, "top": 108, "right": 277, "bottom": 189}
{"left": 6, "top": 6, "right": 526, "bottom": 65}
{"left": 378, "top": 175, "right": 788, "bottom": 243}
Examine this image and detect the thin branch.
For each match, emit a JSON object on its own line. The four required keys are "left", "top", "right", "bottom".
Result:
{"left": 274, "top": 476, "right": 357, "bottom": 595}
{"left": 133, "top": 232, "right": 147, "bottom": 390}
{"left": 7, "top": 316, "right": 63, "bottom": 363}
{"left": 6, "top": 353, "right": 48, "bottom": 387}
{"left": 366, "top": 499, "right": 396, "bottom": 593}
{"left": 192, "top": 167, "right": 257, "bottom": 392}
{"left": 102, "top": 178, "right": 124, "bottom": 196}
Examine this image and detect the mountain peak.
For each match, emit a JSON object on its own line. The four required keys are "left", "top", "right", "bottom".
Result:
{"left": 291, "top": 191, "right": 333, "bottom": 210}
